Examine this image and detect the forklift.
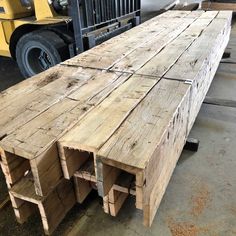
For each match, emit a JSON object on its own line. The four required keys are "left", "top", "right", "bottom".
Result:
{"left": 0, "top": 0, "right": 141, "bottom": 77}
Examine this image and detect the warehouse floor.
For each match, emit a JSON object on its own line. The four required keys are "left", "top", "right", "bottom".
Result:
{"left": 0, "top": 13, "right": 236, "bottom": 236}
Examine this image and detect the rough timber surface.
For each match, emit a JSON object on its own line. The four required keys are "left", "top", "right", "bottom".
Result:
{"left": 0, "top": 10, "right": 209, "bottom": 197}
{"left": 63, "top": 11, "right": 218, "bottom": 72}
{"left": 58, "top": 10, "right": 231, "bottom": 180}
{"left": 0, "top": 68, "right": 131, "bottom": 196}
{"left": 0, "top": 10, "right": 232, "bottom": 234}
{"left": 98, "top": 12, "right": 231, "bottom": 226}
{"left": 58, "top": 74, "right": 160, "bottom": 179}
{"left": 58, "top": 10, "right": 231, "bottom": 228}
{"left": 165, "top": 12, "right": 232, "bottom": 131}
{"left": 9, "top": 177, "right": 75, "bottom": 235}
{"left": 62, "top": 11, "right": 194, "bottom": 70}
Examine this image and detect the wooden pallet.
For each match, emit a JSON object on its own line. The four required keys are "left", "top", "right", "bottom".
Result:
{"left": 202, "top": 1, "right": 236, "bottom": 11}
{"left": 0, "top": 10, "right": 232, "bottom": 234}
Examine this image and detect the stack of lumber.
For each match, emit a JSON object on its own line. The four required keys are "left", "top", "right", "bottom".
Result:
{"left": 0, "top": 10, "right": 232, "bottom": 234}
{"left": 202, "top": 1, "right": 236, "bottom": 11}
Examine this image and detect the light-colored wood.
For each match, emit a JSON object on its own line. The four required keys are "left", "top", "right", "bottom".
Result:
{"left": 0, "top": 70, "right": 130, "bottom": 196}
{"left": 60, "top": 75, "right": 159, "bottom": 152}
{"left": 98, "top": 79, "right": 191, "bottom": 169}
{"left": 96, "top": 160, "right": 121, "bottom": 198}
{"left": 113, "top": 172, "right": 135, "bottom": 195}
{"left": 57, "top": 12, "right": 220, "bottom": 184}
{"left": 62, "top": 11, "right": 206, "bottom": 71}
{"left": 108, "top": 189, "right": 129, "bottom": 217}
{"left": 73, "top": 176, "right": 93, "bottom": 204}
{"left": 188, "top": 29, "right": 231, "bottom": 132}
{"left": 0, "top": 65, "right": 61, "bottom": 115}
{"left": 58, "top": 75, "right": 159, "bottom": 179}
{"left": 136, "top": 12, "right": 219, "bottom": 77}
{"left": 10, "top": 178, "right": 76, "bottom": 235}
{"left": 60, "top": 147, "right": 91, "bottom": 180}
{"left": 97, "top": 79, "right": 191, "bottom": 223}
{"left": 1, "top": 72, "right": 129, "bottom": 159}
{"left": 39, "top": 180, "right": 76, "bottom": 235}
{"left": 142, "top": 86, "right": 190, "bottom": 226}
{"left": 73, "top": 158, "right": 96, "bottom": 203}
{"left": 0, "top": 66, "right": 90, "bottom": 139}
{"left": 0, "top": 148, "right": 30, "bottom": 185}
{"left": 0, "top": 10, "right": 231, "bottom": 233}
{"left": 165, "top": 14, "right": 231, "bottom": 132}
{"left": 96, "top": 11, "right": 231, "bottom": 226}
{"left": 164, "top": 14, "right": 232, "bottom": 82}
{"left": 103, "top": 196, "right": 110, "bottom": 214}
{"left": 109, "top": 16, "right": 199, "bottom": 73}
{"left": 104, "top": 172, "right": 135, "bottom": 216}
{"left": 74, "top": 158, "right": 96, "bottom": 182}
{"left": 110, "top": 11, "right": 217, "bottom": 74}
{"left": 0, "top": 67, "right": 120, "bottom": 194}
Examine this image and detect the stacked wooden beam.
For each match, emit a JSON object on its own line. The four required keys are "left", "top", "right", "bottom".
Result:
{"left": 0, "top": 11, "right": 231, "bottom": 234}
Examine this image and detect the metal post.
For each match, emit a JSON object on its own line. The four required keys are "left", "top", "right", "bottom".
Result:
{"left": 69, "top": 0, "right": 84, "bottom": 54}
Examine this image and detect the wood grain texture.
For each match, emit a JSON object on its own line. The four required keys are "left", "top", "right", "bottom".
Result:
{"left": 0, "top": 65, "right": 62, "bottom": 112}
{"left": 0, "top": 70, "right": 128, "bottom": 158}
{"left": 110, "top": 16, "right": 198, "bottom": 74}
{"left": 137, "top": 11, "right": 219, "bottom": 77}
{"left": 58, "top": 11, "right": 221, "bottom": 182}
{"left": 10, "top": 178, "right": 76, "bottom": 235}
{"left": 62, "top": 11, "right": 204, "bottom": 71}
{"left": 0, "top": 69, "right": 130, "bottom": 196}
{"left": 99, "top": 172, "right": 135, "bottom": 216}
{"left": 98, "top": 79, "right": 191, "bottom": 169}
{"left": 164, "top": 13, "right": 232, "bottom": 82}
{"left": 59, "top": 75, "right": 159, "bottom": 152}
{"left": 0, "top": 66, "right": 89, "bottom": 139}
{"left": 97, "top": 79, "right": 191, "bottom": 221}
{"left": 95, "top": 11, "right": 231, "bottom": 226}
{"left": 0, "top": 10, "right": 231, "bottom": 233}
{"left": 165, "top": 12, "right": 231, "bottom": 132}
{"left": 58, "top": 75, "right": 160, "bottom": 179}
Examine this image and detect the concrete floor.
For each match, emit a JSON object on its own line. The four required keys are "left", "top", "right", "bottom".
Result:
{"left": 0, "top": 10, "right": 236, "bottom": 236}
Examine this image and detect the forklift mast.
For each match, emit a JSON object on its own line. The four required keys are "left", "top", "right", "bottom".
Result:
{"left": 0, "top": 0, "right": 141, "bottom": 77}
{"left": 70, "top": 0, "right": 141, "bottom": 55}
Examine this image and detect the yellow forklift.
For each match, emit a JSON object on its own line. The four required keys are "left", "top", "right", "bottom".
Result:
{"left": 0, "top": 0, "right": 141, "bottom": 77}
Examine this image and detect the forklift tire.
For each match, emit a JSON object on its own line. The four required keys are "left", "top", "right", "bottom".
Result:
{"left": 16, "top": 30, "right": 70, "bottom": 78}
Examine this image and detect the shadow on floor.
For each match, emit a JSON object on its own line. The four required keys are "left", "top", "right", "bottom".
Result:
{"left": 0, "top": 57, "right": 24, "bottom": 92}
